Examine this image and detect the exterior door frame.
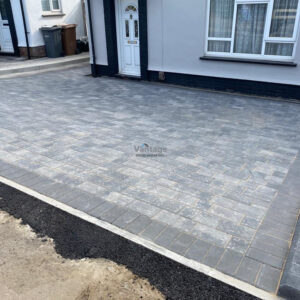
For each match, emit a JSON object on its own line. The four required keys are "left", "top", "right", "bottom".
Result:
{"left": 103, "top": 0, "right": 148, "bottom": 80}
{"left": 115, "top": 0, "right": 141, "bottom": 77}
{"left": 0, "top": 0, "right": 19, "bottom": 56}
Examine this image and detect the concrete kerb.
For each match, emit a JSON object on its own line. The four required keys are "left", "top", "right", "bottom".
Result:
{"left": 0, "top": 54, "right": 90, "bottom": 78}
{"left": 0, "top": 62, "right": 90, "bottom": 79}
{"left": 0, "top": 174, "right": 282, "bottom": 300}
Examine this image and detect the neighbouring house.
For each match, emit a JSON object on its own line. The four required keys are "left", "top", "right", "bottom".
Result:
{"left": 86, "top": 0, "right": 300, "bottom": 99}
{"left": 0, "top": 0, "right": 86, "bottom": 57}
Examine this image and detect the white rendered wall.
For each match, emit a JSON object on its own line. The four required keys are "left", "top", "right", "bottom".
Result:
{"left": 10, "top": 0, "right": 26, "bottom": 47}
{"left": 90, "top": 0, "right": 300, "bottom": 86}
{"left": 147, "top": 0, "right": 300, "bottom": 86}
{"left": 85, "top": 0, "right": 108, "bottom": 65}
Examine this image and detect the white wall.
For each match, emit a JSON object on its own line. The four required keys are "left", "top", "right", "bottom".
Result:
{"left": 86, "top": 0, "right": 107, "bottom": 65}
{"left": 148, "top": 0, "right": 300, "bottom": 86}
{"left": 11, "top": 0, "right": 86, "bottom": 48}
{"left": 91, "top": 0, "right": 300, "bottom": 86}
{"left": 10, "top": 0, "right": 26, "bottom": 47}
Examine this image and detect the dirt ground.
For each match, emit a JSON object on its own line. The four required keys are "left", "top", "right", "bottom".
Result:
{"left": 0, "top": 210, "right": 165, "bottom": 300}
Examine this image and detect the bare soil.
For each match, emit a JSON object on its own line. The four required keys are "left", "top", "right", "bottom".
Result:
{"left": 0, "top": 211, "right": 164, "bottom": 300}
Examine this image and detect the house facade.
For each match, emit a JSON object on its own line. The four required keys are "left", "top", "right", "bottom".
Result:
{"left": 0, "top": 0, "right": 86, "bottom": 57}
{"left": 86, "top": 0, "right": 300, "bottom": 99}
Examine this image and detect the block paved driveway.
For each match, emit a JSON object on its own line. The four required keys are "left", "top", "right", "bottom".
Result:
{"left": 0, "top": 67, "right": 300, "bottom": 294}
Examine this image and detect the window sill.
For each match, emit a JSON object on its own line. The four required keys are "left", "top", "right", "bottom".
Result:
{"left": 42, "top": 12, "right": 65, "bottom": 17}
{"left": 200, "top": 56, "right": 297, "bottom": 67}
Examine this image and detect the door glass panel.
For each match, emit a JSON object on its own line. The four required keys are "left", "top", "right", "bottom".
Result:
{"left": 234, "top": 4, "right": 267, "bottom": 54}
{"left": 134, "top": 20, "right": 139, "bottom": 38}
{"left": 125, "top": 20, "right": 129, "bottom": 38}
{"left": 125, "top": 5, "right": 137, "bottom": 12}
{"left": 0, "top": 0, "right": 8, "bottom": 19}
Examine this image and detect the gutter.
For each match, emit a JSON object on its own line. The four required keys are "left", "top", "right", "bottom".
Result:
{"left": 86, "top": 0, "right": 97, "bottom": 77}
{"left": 19, "top": 0, "right": 31, "bottom": 59}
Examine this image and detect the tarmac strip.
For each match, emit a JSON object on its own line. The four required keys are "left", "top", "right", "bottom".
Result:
{"left": 0, "top": 177, "right": 280, "bottom": 300}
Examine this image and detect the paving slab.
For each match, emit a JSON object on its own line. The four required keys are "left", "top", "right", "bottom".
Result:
{"left": 0, "top": 66, "right": 300, "bottom": 294}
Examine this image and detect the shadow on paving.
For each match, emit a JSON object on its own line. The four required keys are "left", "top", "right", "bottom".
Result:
{"left": 0, "top": 183, "right": 257, "bottom": 300}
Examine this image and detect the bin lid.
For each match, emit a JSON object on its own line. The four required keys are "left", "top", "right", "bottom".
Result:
{"left": 40, "top": 25, "right": 62, "bottom": 31}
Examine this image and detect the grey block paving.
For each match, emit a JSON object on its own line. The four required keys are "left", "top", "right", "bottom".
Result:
{"left": 100, "top": 205, "right": 127, "bottom": 223}
{"left": 88, "top": 201, "right": 116, "bottom": 219}
{"left": 202, "top": 245, "right": 225, "bottom": 268}
{"left": 126, "top": 215, "right": 152, "bottom": 235}
{"left": 278, "top": 212, "right": 300, "bottom": 299}
{"left": 241, "top": 216, "right": 261, "bottom": 230}
{"left": 217, "top": 249, "right": 243, "bottom": 276}
{"left": 192, "top": 223, "right": 231, "bottom": 248}
{"left": 179, "top": 207, "right": 219, "bottom": 227}
{"left": 68, "top": 194, "right": 105, "bottom": 213}
{"left": 154, "top": 226, "right": 181, "bottom": 248}
{"left": 168, "top": 233, "right": 196, "bottom": 255}
{"left": 4, "top": 168, "right": 30, "bottom": 180}
{"left": 235, "top": 257, "right": 262, "bottom": 285}
{"left": 127, "top": 199, "right": 160, "bottom": 217}
{"left": 13, "top": 171, "right": 41, "bottom": 185}
{"left": 0, "top": 67, "right": 300, "bottom": 293}
{"left": 227, "top": 237, "right": 249, "bottom": 254}
{"left": 246, "top": 247, "right": 285, "bottom": 269}
{"left": 256, "top": 265, "right": 281, "bottom": 293}
{"left": 251, "top": 235, "right": 288, "bottom": 258}
{"left": 28, "top": 176, "right": 55, "bottom": 190}
{"left": 185, "top": 239, "right": 211, "bottom": 261}
{"left": 40, "top": 182, "right": 72, "bottom": 199}
{"left": 140, "top": 221, "right": 167, "bottom": 241}
{"left": 217, "top": 219, "right": 255, "bottom": 241}
{"left": 113, "top": 210, "right": 140, "bottom": 229}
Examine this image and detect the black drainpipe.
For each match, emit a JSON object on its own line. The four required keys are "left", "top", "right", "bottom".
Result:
{"left": 86, "top": 0, "right": 97, "bottom": 77}
{"left": 19, "top": 0, "right": 31, "bottom": 59}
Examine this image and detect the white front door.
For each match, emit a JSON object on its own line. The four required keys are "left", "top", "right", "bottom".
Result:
{"left": 115, "top": 0, "right": 140, "bottom": 77}
{"left": 0, "top": 0, "right": 14, "bottom": 53}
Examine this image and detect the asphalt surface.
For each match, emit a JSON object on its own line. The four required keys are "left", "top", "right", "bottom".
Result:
{"left": 0, "top": 182, "right": 257, "bottom": 300}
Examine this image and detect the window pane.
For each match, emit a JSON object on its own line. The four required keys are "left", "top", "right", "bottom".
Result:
{"left": 208, "top": 40, "right": 231, "bottom": 52}
{"left": 265, "top": 42, "right": 294, "bottom": 55}
{"left": 209, "top": 0, "right": 234, "bottom": 38}
{"left": 52, "top": 0, "right": 60, "bottom": 10}
{"left": 234, "top": 4, "right": 267, "bottom": 54}
{"left": 270, "top": 0, "right": 299, "bottom": 37}
{"left": 41, "top": 0, "right": 50, "bottom": 11}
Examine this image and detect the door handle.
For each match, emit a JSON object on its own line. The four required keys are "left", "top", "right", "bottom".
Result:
{"left": 128, "top": 41, "right": 137, "bottom": 44}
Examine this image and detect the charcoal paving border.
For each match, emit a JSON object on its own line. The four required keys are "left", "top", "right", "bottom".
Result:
{"left": 278, "top": 156, "right": 300, "bottom": 300}
{"left": 0, "top": 181, "right": 257, "bottom": 300}
{"left": 1, "top": 157, "right": 299, "bottom": 296}
{"left": 278, "top": 217, "right": 300, "bottom": 299}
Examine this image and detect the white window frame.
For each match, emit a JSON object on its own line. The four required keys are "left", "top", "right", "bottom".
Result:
{"left": 205, "top": 0, "right": 300, "bottom": 61}
{"left": 42, "top": 0, "right": 62, "bottom": 12}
